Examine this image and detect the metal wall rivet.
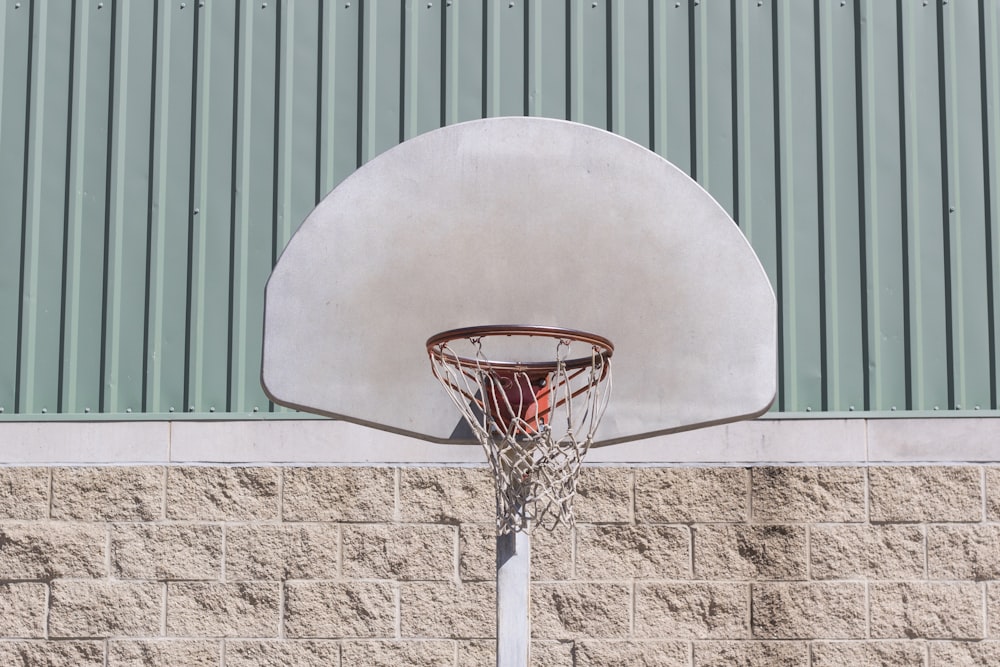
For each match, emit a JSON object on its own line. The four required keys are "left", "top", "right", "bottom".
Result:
{"left": 97, "top": 2, "right": 103, "bottom": 8}
{"left": 193, "top": 208, "right": 200, "bottom": 215}
{"left": 262, "top": 2, "right": 267, "bottom": 7}
{"left": 41, "top": 408, "right": 47, "bottom": 414}
{"left": 189, "top": 405, "right": 195, "bottom": 411}
{"left": 209, "top": 406, "right": 216, "bottom": 412}
{"left": 169, "top": 407, "right": 175, "bottom": 412}
{"left": 253, "top": 406, "right": 259, "bottom": 412}
{"left": 848, "top": 405, "right": 855, "bottom": 411}
{"left": 126, "top": 408, "right": 132, "bottom": 413}
{"left": 345, "top": 1, "right": 350, "bottom": 7}
{"left": 975, "top": 406, "right": 981, "bottom": 410}
{"left": 84, "top": 407, "right": 91, "bottom": 413}
{"left": 0, "top": 407, "right": 4, "bottom": 413}
{"left": 180, "top": 2, "right": 186, "bottom": 7}
{"left": 427, "top": 1, "right": 432, "bottom": 7}
{"left": 805, "top": 406, "right": 812, "bottom": 412}
{"left": 933, "top": 406, "right": 939, "bottom": 410}
{"left": 14, "top": 3, "right": 20, "bottom": 8}
{"left": 891, "top": 406, "right": 897, "bottom": 411}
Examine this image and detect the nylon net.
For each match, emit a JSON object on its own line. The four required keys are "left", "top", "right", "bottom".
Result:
{"left": 428, "top": 329, "right": 612, "bottom": 534}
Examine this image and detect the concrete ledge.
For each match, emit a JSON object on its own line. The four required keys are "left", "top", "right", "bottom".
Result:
{"left": 1, "top": 417, "right": 999, "bottom": 465}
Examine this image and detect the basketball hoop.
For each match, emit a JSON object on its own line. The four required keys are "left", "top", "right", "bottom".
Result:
{"left": 427, "top": 325, "right": 613, "bottom": 534}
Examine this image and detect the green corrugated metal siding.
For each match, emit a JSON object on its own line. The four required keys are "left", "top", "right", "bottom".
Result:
{"left": 0, "top": 0, "right": 997, "bottom": 418}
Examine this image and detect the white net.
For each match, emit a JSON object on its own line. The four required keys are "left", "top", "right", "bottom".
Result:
{"left": 428, "top": 328, "right": 612, "bottom": 534}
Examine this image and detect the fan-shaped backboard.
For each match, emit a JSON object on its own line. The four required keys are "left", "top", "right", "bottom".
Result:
{"left": 262, "top": 117, "right": 776, "bottom": 446}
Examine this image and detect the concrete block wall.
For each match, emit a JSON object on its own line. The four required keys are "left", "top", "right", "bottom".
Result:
{"left": 1, "top": 464, "right": 1000, "bottom": 666}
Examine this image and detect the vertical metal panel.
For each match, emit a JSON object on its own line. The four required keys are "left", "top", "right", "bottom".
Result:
{"left": 0, "top": 0, "right": 32, "bottom": 413}
{"left": 0, "top": 0, "right": 998, "bottom": 419}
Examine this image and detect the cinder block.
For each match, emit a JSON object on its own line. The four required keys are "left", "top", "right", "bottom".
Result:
{"left": 930, "top": 641, "right": 1000, "bottom": 666}
{"left": 0, "top": 468, "right": 49, "bottom": 519}
{"left": 341, "top": 640, "right": 454, "bottom": 667}
{"left": 399, "top": 468, "right": 493, "bottom": 524}
{"left": 870, "top": 582, "right": 983, "bottom": 639}
{"left": 636, "top": 468, "right": 748, "bottom": 523}
{"left": 751, "top": 583, "right": 866, "bottom": 639}
{"left": 577, "top": 524, "right": 690, "bottom": 580}
{"left": 869, "top": 467, "right": 981, "bottom": 523}
{"left": 459, "top": 524, "right": 572, "bottom": 582}
{"left": 811, "top": 640, "right": 927, "bottom": 666}
{"left": 0, "top": 641, "right": 104, "bottom": 666}
{"left": 112, "top": 524, "right": 222, "bottom": 580}
{"left": 987, "top": 468, "right": 1000, "bottom": 521}
{"left": 283, "top": 467, "right": 395, "bottom": 522}
{"left": 694, "top": 525, "right": 805, "bottom": 580}
{"left": 575, "top": 640, "right": 690, "bottom": 666}
{"left": 0, "top": 522, "right": 105, "bottom": 579}
{"left": 108, "top": 640, "right": 220, "bottom": 666}
{"left": 533, "top": 582, "right": 631, "bottom": 639}
{"left": 574, "top": 468, "right": 633, "bottom": 523}
{"left": 811, "top": 525, "right": 924, "bottom": 580}
{"left": 752, "top": 467, "right": 865, "bottom": 523}
{"left": 285, "top": 581, "right": 395, "bottom": 639}
{"left": 456, "top": 639, "right": 574, "bottom": 666}
{"left": 0, "top": 583, "right": 47, "bottom": 638}
{"left": 225, "top": 524, "right": 339, "bottom": 581}
{"left": 166, "top": 582, "right": 280, "bottom": 638}
{"left": 52, "top": 467, "right": 163, "bottom": 521}
{"left": 166, "top": 467, "right": 278, "bottom": 521}
{"left": 929, "top": 525, "right": 1000, "bottom": 580}
{"left": 343, "top": 524, "right": 455, "bottom": 581}
{"left": 49, "top": 581, "right": 162, "bottom": 638}
{"left": 636, "top": 582, "right": 748, "bottom": 639}
{"left": 225, "top": 640, "right": 340, "bottom": 666}
{"left": 400, "top": 581, "right": 494, "bottom": 638}
{"left": 694, "top": 640, "right": 808, "bottom": 666}
{"left": 990, "top": 585, "right": 1000, "bottom": 638}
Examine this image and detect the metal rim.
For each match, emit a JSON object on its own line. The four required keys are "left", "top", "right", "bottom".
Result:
{"left": 426, "top": 325, "right": 614, "bottom": 372}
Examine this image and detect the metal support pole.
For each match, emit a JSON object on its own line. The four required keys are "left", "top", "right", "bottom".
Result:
{"left": 496, "top": 529, "right": 530, "bottom": 667}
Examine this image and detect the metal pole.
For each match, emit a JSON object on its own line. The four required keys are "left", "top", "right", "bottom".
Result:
{"left": 496, "top": 529, "right": 530, "bottom": 667}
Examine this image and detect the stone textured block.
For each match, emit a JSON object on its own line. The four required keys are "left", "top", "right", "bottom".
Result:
{"left": 225, "top": 640, "right": 340, "bottom": 666}
{"left": 225, "top": 524, "right": 339, "bottom": 580}
{"left": 990, "top": 585, "right": 1000, "bottom": 638}
{"left": 575, "top": 640, "right": 690, "bottom": 666}
{"left": 400, "top": 581, "right": 494, "bottom": 638}
{"left": 112, "top": 524, "right": 222, "bottom": 580}
{"left": 574, "top": 467, "right": 633, "bottom": 523}
{"left": 459, "top": 523, "right": 572, "bottom": 582}
{"left": 0, "top": 468, "right": 49, "bottom": 519}
{"left": 285, "top": 581, "right": 395, "bottom": 638}
{"left": 49, "top": 581, "right": 162, "bottom": 638}
{"left": 869, "top": 466, "right": 981, "bottom": 523}
{"left": 0, "top": 522, "right": 105, "bottom": 579}
{"left": 577, "top": 524, "right": 690, "bottom": 579}
{"left": 457, "top": 639, "right": 575, "bottom": 666}
{"left": 108, "top": 640, "right": 220, "bottom": 666}
{"left": 167, "top": 582, "right": 280, "bottom": 638}
{"left": 694, "top": 640, "right": 809, "bottom": 667}
{"left": 751, "top": 583, "right": 866, "bottom": 639}
{"left": 636, "top": 468, "right": 748, "bottom": 523}
{"left": 283, "top": 467, "right": 395, "bottom": 522}
{"left": 166, "top": 467, "right": 278, "bottom": 521}
{"left": 695, "top": 525, "right": 806, "bottom": 580}
{"left": 0, "top": 641, "right": 105, "bottom": 666}
{"left": 636, "top": 583, "right": 748, "bottom": 639}
{"left": 930, "top": 642, "right": 1000, "bottom": 666}
{"left": 811, "top": 641, "right": 927, "bottom": 666}
{"left": 533, "top": 583, "right": 631, "bottom": 639}
{"left": 0, "top": 583, "right": 47, "bottom": 638}
{"left": 929, "top": 525, "right": 1000, "bottom": 580}
{"left": 399, "top": 468, "right": 493, "bottom": 524}
{"left": 752, "top": 467, "right": 865, "bottom": 523}
{"left": 811, "top": 524, "right": 924, "bottom": 580}
{"left": 987, "top": 467, "right": 1000, "bottom": 521}
{"left": 342, "top": 640, "right": 454, "bottom": 666}
{"left": 343, "top": 524, "right": 455, "bottom": 581}
{"left": 871, "top": 582, "right": 983, "bottom": 639}
{"left": 52, "top": 467, "right": 162, "bottom": 521}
